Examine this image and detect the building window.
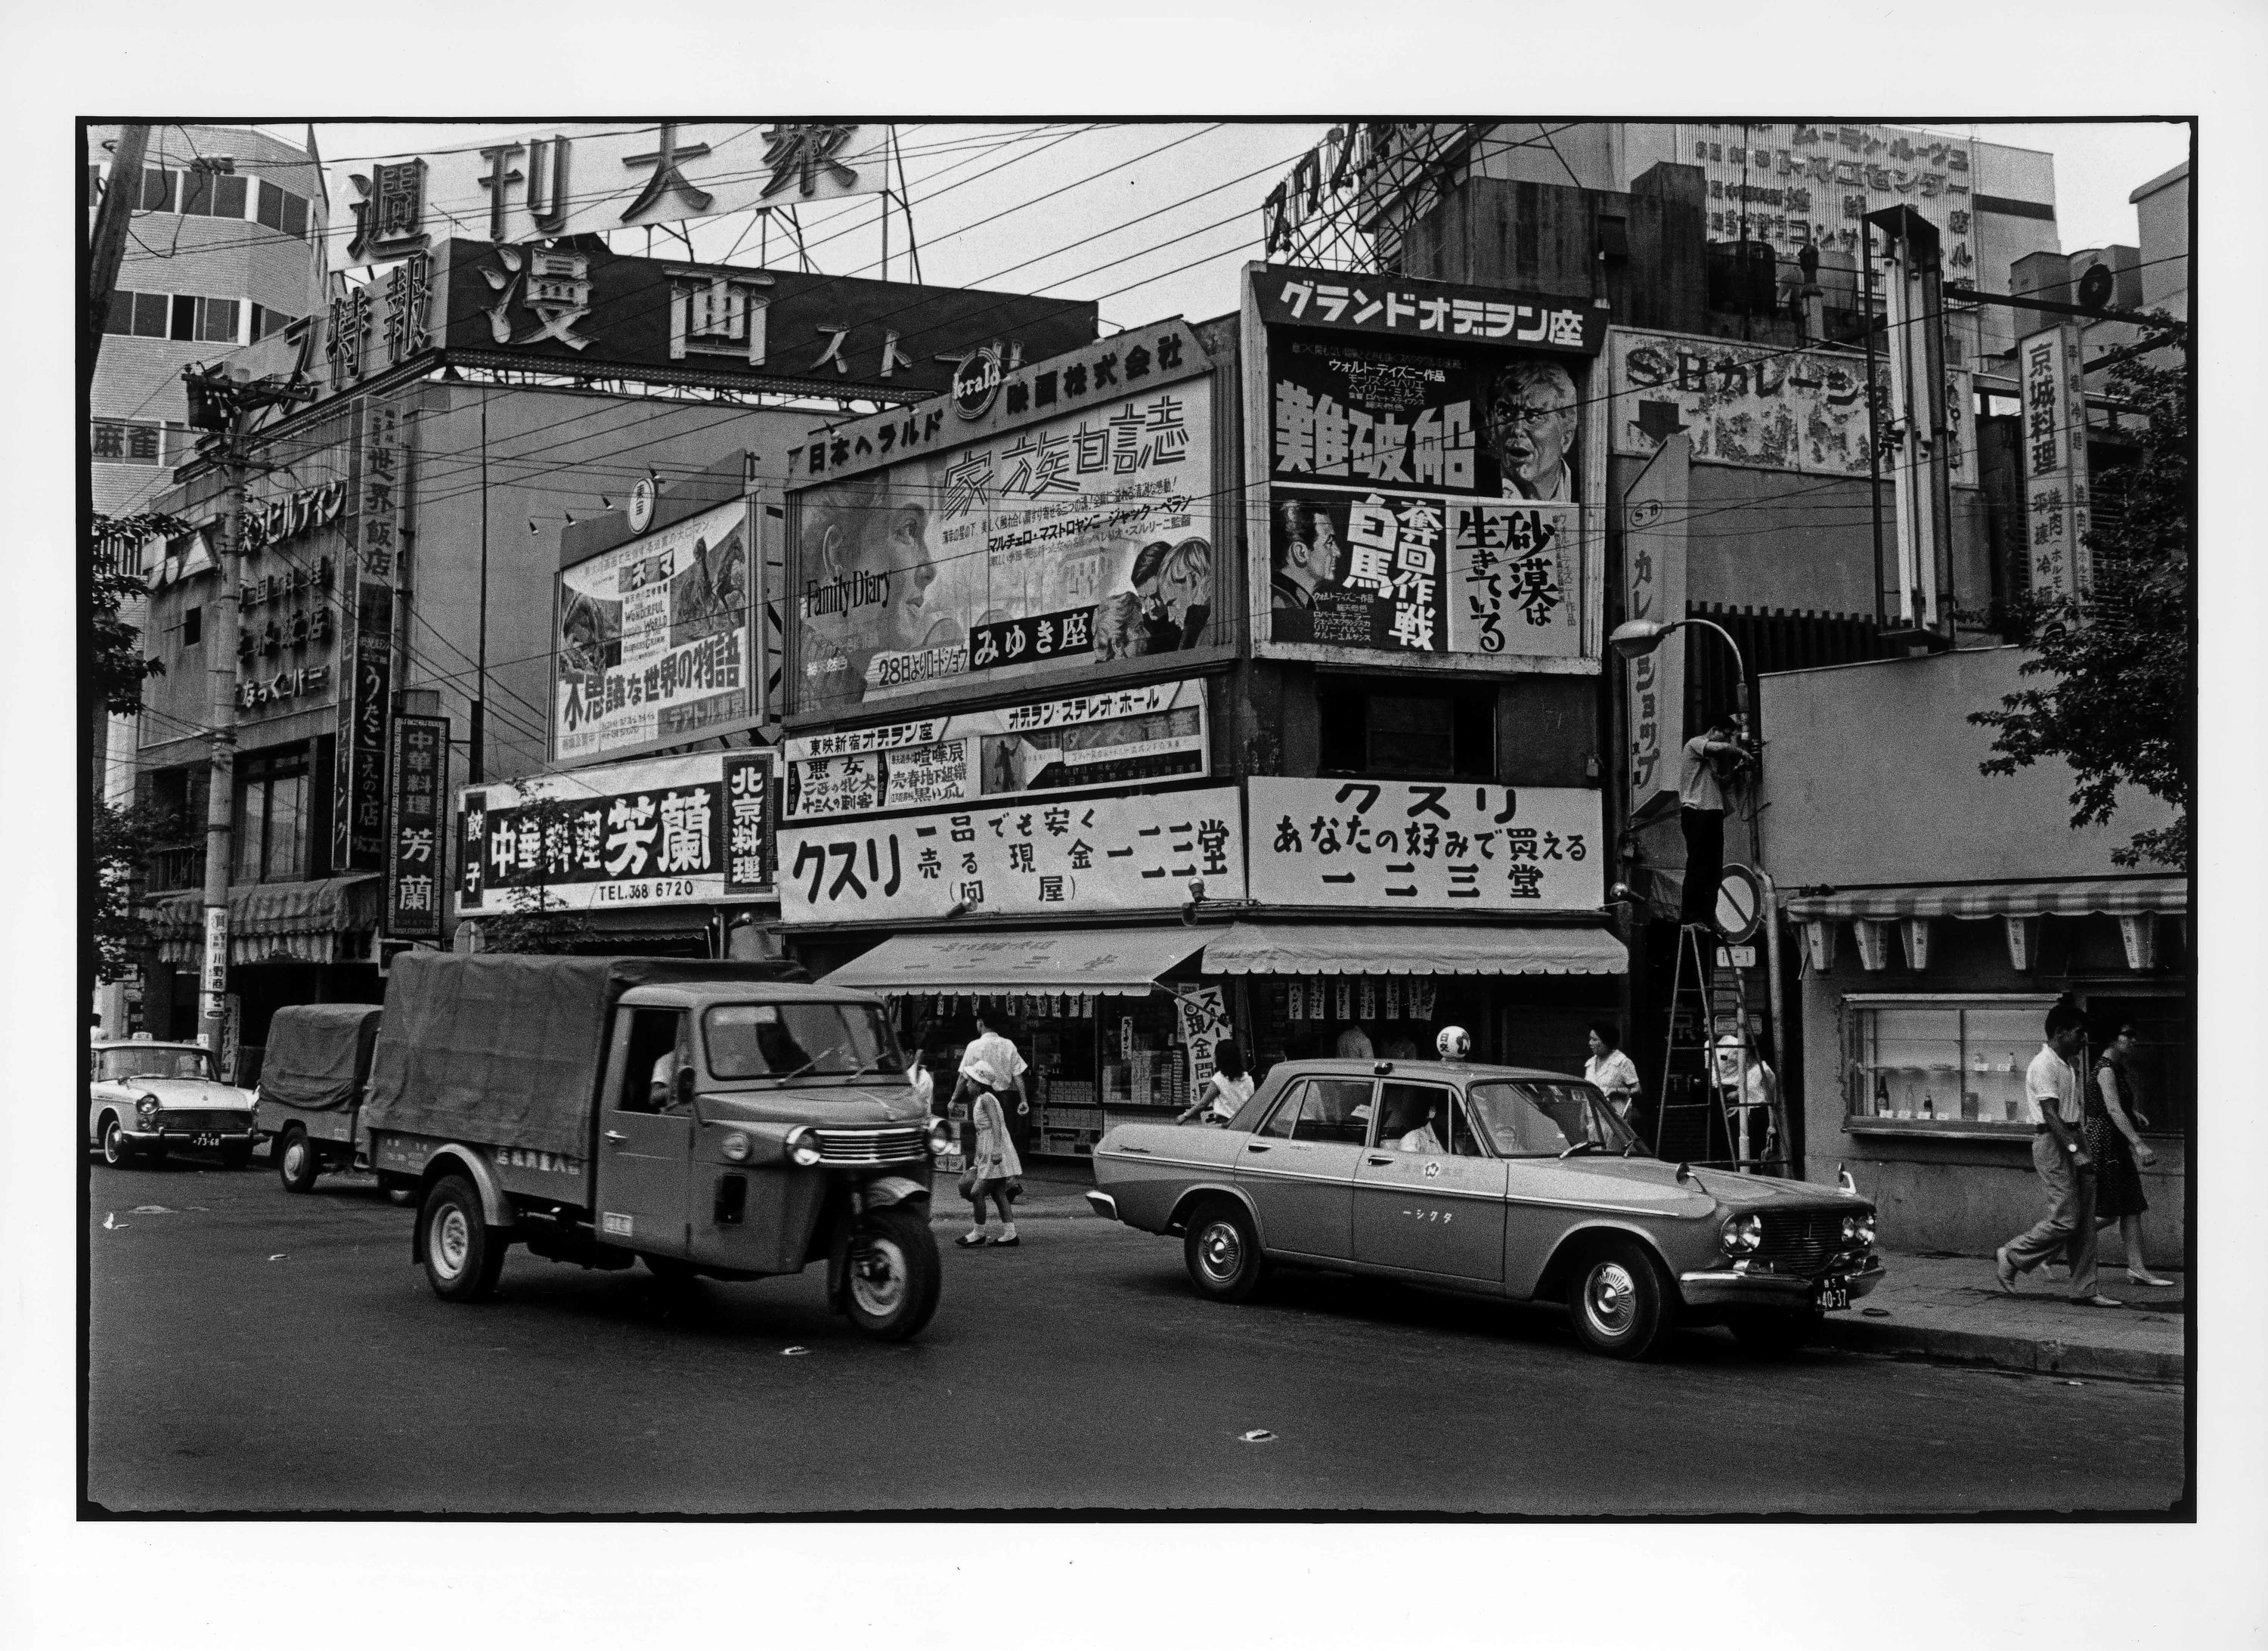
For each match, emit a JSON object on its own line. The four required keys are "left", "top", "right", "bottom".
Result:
{"left": 1842, "top": 995, "right": 2059, "bottom": 1134}
{"left": 132, "top": 291, "right": 170, "bottom": 338}
{"left": 233, "top": 745, "right": 311, "bottom": 885}
{"left": 197, "top": 296, "right": 240, "bottom": 343}
{"left": 169, "top": 294, "right": 198, "bottom": 341}
{"left": 183, "top": 606, "right": 202, "bottom": 647}
{"left": 1317, "top": 682, "right": 1493, "bottom": 779}
{"left": 140, "top": 166, "right": 176, "bottom": 212}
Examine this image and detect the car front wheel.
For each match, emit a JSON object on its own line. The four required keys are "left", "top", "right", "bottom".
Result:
{"left": 1183, "top": 1198, "right": 1265, "bottom": 1303}
{"left": 844, "top": 1204, "right": 941, "bottom": 1342}
{"left": 1567, "top": 1236, "right": 1673, "bottom": 1360}
{"left": 100, "top": 1116, "right": 135, "bottom": 1167}
{"left": 277, "top": 1127, "right": 321, "bottom": 1193}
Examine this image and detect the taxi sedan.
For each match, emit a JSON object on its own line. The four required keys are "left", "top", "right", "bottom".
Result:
{"left": 1087, "top": 1058, "right": 1882, "bottom": 1359}
{"left": 88, "top": 1040, "right": 258, "bottom": 1168}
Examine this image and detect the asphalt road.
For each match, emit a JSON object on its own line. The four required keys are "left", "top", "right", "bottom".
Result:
{"left": 86, "top": 1157, "right": 2187, "bottom": 1516}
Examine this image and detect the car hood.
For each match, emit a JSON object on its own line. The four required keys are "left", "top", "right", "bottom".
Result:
{"left": 697, "top": 1084, "right": 928, "bottom": 1127}
{"left": 113, "top": 1077, "right": 256, "bottom": 1112}
{"left": 1562, "top": 1155, "right": 1868, "bottom": 1212}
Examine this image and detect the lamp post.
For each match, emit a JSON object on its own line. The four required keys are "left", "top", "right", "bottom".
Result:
{"left": 1606, "top": 617, "right": 1789, "bottom": 1154}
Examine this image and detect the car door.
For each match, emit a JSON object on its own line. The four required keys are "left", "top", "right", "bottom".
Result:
{"left": 1232, "top": 1076, "right": 1371, "bottom": 1261}
{"left": 593, "top": 1007, "right": 692, "bottom": 1259}
{"left": 1350, "top": 1083, "right": 1508, "bottom": 1283}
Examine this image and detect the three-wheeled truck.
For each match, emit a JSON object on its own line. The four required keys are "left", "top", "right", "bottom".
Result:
{"left": 361, "top": 953, "right": 949, "bottom": 1341}
{"left": 253, "top": 1002, "right": 383, "bottom": 1193}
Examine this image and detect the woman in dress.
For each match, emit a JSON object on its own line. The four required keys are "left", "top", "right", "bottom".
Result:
{"left": 2090, "top": 1024, "right": 2173, "bottom": 1287}
{"left": 1584, "top": 1023, "right": 1642, "bottom": 1128}
{"left": 1176, "top": 1039, "right": 1253, "bottom": 1126}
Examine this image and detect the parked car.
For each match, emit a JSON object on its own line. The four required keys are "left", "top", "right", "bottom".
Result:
{"left": 1086, "top": 1057, "right": 1882, "bottom": 1359}
{"left": 88, "top": 1039, "right": 257, "bottom": 1168}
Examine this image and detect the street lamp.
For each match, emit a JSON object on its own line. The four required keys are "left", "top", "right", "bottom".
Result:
{"left": 1606, "top": 617, "right": 1750, "bottom": 730}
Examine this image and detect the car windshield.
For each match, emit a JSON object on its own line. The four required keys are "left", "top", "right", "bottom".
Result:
{"left": 704, "top": 1002, "right": 900, "bottom": 1080}
{"left": 95, "top": 1046, "right": 215, "bottom": 1083}
{"left": 1466, "top": 1080, "right": 1641, "bottom": 1157}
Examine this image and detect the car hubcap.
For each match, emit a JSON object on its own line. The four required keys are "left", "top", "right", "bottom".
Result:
{"left": 284, "top": 1142, "right": 305, "bottom": 1178}
{"left": 104, "top": 1124, "right": 122, "bottom": 1162}
{"left": 1585, "top": 1262, "right": 1637, "bottom": 1337}
{"left": 432, "top": 1206, "right": 469, "bottom": 1279}
{"left": 1199, "top": 1221, "right": 1242, "bottom": 1284}
{"left": 850, "top": 1237, "right": 907, "bottom": 1316}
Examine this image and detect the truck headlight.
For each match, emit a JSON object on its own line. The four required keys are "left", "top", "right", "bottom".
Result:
{"left": 783, "top": 1126, "right": 823, "bottom": 1168}
{"left": 1858, "top": 1211, "right": 1877, "bottom": 1246}
{"left": 926, "top": 1118, "right": 954, "bottom": 1156}
{"left": 720, "top": 1132, "right": 752, "bottom": 1163}
{"left": 135, "top": 1094, "right": 160, "bottom": 1123}
{"left": 1842, "top": 1214, "right": 1860, "bottom": 1241}
{"left": 1720, "top": 1213, "right": 1763, "bottom": 1253}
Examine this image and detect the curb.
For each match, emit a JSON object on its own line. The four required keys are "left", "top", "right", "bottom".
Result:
{"left": 1818, "top": 1317, "right": 2184, "bottom": 1383}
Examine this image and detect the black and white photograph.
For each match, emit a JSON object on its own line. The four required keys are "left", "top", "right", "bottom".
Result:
{"left": 8, "top": 5, "right": 2266, "bottom": 1647}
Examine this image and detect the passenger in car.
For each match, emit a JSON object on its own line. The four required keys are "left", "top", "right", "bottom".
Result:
{"left": 1393, "top": 1096, "right": 1448, "bottom": 1154}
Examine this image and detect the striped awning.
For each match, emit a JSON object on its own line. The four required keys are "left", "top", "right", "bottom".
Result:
{"left": 1199, "top": 922, "right": 1627, "bottom": 977}
{"left": 150, "top": 876, "right": 381, "bottom": 966}
{"left": 823, "top": 926, "right": 1228, "bottom": 996}
{"left": 1783, "top": 878, "right": 2186, "bottom": 922}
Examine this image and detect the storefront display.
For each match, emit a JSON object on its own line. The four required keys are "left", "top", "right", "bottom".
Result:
{"left": 1841, "top": 994, "right": 2059, "bottom": 1131}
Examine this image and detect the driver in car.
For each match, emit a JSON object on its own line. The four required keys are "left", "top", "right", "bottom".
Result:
{"left": 1392, "top": 1096, "right": 1448, "bottom": 1154}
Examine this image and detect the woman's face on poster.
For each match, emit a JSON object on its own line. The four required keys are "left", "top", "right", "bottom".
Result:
{"left": 823, "top": 495, "right": 938, "bottom": 655}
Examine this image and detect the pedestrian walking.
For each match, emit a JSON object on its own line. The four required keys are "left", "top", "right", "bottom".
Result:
{"left": 1176, "top": 1039, "right": 1253, "bottom": 1125}
{"left": 1710, "top": 1027, "right": 1777, "bottom": 1170}
{"left": 1583, "top": 1022, "right": 1641, "bottom": 1128}
{"left": 1995, "top": 999, "right": 2121, "bottom": 1307}
{"left": 957, "top": 1083, "right": 1022, "bottom": 1248}
{"left": 2090, "top": 1023, "right": 2174, "bottom": 1287}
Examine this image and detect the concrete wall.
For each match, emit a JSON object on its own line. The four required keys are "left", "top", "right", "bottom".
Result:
{"left": 1758, "top": 645, "right": 2178, "bottom": 888}
{"left": 2131, "top": 161, "right": 2190, "bottom": 320}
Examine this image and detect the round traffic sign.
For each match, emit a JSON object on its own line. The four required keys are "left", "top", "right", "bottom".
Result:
{"left": 1714, "top": 863, "right": 1765, "bottom": 944}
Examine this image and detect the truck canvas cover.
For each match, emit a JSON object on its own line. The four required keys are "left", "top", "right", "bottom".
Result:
{"left": 259, "top": 1003, "right": 383, "bottom": 1110}
{"left": 362, "top": 954, "right": 807, "bottom": 1159}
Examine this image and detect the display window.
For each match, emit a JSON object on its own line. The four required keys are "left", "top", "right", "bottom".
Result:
{"left": 1842, "top": 994, "right": 2060, "bottom": 1134}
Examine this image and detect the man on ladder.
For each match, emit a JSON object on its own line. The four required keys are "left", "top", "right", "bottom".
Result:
{"left": 1677, "top": 715, "right": 1752, "bottom": 959}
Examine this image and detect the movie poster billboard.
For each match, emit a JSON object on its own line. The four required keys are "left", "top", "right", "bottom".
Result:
{"left": 785, "top": 321, "right": 1217, "bottom": 715}
{"left": 457, "top": 749, "right": 773, "bottom": 917}
{"left": 553, "top": 497, "right": 754, "bottom": 764}
{"left": 782, "top": 679, "right": 1208, "bottom": 823}
{"left": 1244, "top": 264, "right": 1604, "bottom": 668}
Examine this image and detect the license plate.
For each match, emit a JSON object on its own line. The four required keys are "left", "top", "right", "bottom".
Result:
{"left": 192, "top": 1133, "right": 222, "bottom": 1148}
{"left": 1817, "top": 1281, "right": 1851, "bottom": 1312}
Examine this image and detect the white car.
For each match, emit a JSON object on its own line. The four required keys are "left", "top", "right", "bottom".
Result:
{"left": 88, "top": 1040, "right": 257, "bottom": 1168}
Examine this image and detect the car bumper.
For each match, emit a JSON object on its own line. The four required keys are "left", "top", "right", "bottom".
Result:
{"left": 1677, "top": 1255, "right": 1885, "bottom": 1310}
{"left": 120, "top": 1125, "right": 255, "bottom": 1146}
{"left": 1084, "top": 1190, "right": 1120, "bottom": 1222}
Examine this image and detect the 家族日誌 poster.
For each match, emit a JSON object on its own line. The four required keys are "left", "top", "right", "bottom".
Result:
{"left": 789, "top": 385, "right": 1217, "bottom": 713}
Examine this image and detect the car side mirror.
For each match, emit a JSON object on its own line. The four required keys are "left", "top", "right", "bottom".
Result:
{"left": 674, "top": 1065, "right": 697, "bottom": 1110}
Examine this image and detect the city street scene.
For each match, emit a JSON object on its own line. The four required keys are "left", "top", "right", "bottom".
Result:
{"left": 75, "top": 104, "right": 2206, "bottom": 1545}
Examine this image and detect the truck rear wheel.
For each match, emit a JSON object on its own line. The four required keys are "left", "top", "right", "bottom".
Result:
{"left": 277, "top": 1127, "right": 321, "bottom": 1194}
{"left": 421, "top": 1175, "right": 505, "bottom": 1303}
{"left": 844, "top": 1204, "right": 940, "bottom": 1342}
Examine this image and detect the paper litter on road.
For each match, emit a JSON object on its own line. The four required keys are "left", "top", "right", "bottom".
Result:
{"left": 1239, "top": 1429, "right": 1277, "bottom": 1443}
{"left": 102, "top": 1213, "right": 125, "bottom": 1230}
{"left": 782, "top": 1346, "right": 810, "bottom": 1356}
{"left": 129, "top": 1205, "right": 175, "bottom": 1216}
{"left": 267, "top": 1253, "right": 287, "bottom": 1262}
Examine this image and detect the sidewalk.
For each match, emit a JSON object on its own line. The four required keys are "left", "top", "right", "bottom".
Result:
{"left": 1012, "top": 1160, "right": 2186, "bottom": 1382}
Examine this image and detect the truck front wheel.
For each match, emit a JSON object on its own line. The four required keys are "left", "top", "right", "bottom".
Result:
{"left": 844, "top": 1205, "right": 940, "bottom": 1342}
{"left": 421, "top": 1175, "right": 505, "bottom": 1302}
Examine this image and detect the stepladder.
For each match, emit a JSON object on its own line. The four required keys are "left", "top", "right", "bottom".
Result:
{"left": 1652, "top": 922, "right": 1789, "bottom": 1175}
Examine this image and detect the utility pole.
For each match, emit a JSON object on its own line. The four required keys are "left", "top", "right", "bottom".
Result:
{"left": 85, "top": 123, "right": 150, "bottom": 390}
{"left": 182, "top": 364, "right": 311, "bottom": 1066}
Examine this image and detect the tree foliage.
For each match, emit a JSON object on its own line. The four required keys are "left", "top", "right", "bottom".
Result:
{"left": 90, "top": 510, "right": 187, "bottom": 715}
{"left": 91, "top": 801, "right": 183, "bottom": 982}
{"left": 1970, "top": 335, "right": 2190, "bottom": 869}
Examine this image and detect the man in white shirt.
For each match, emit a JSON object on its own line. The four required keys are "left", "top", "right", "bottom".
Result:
{"left": 957, "top": 1011, "right": 1030, "bottom": 1152}
{"left": 1995, "top": 1002, "right": 2119, "bottom": 1306}
{"left": 1677, "top": 717, "right": 1749, "bottom": 931}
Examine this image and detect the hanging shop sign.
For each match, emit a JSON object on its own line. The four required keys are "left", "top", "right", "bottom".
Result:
{"left": 384, "top": 713, "right": 450, "bottom": 938}
{"left": 456, "top": 749, "right": 773, "bottom": 918}
{"left": 332, "top": 400, "right": 409, "bottom": 871}
{"left": 1608, "top": 330, "right": 1885, "bottom": 476}
{"left": 423, "top": 237, "right": 1096, "bottom": 401}
{"left": 1621, "top": 434, "right": 1690, "bottom": 815}
{"left": 781, "top": 679, "right": 1208, "bottom": 823}
{"left": 2017, "top": 324, "right": 2090, "bottom": 600}
{"left": 1246, "top": 779, "right": 1603, "bottom": 913}
{"left": 778, "top": 783, "right": 1244, "bottom": 925}
{"left": 324, "top": 122, "right": 891, "bottom": 272}
{"left": 1174, "top": 984, "right": 1231, "bottom": 1093}
{"left": 785, "top": 319, "right": 1218, "bottom": 716}
{"left": 555, "top": 497, "right": 757, "bottom": 765}
{"left": 1246, "top": 264, "right": 1601, "bottom": 670}
{"left": 1672, "top": 122, "right": 1980, "bottom": 276}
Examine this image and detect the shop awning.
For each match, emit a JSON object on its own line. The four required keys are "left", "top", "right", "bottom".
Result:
{"left": 150, "top": 876, "right": 382, "bottom": 966}
{"left": 1199, "top": 922, "right": 1627, "bottom": 977}
{"left": 1783, "top": 878, "right": 2186, "bottom": 922}
{"left": 822, "top": 925, "right": 1230, "bottom": 997}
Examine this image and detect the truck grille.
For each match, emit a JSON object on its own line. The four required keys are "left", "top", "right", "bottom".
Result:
{"left": 810, "top": 1125, "right": 928, "bottom": 1166}
{"left": 1754, "top": 1208, "right": 1858, "bottom": 1277}
{"left": 157, "top": 1110, "right": 247, "bottom": 1134}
